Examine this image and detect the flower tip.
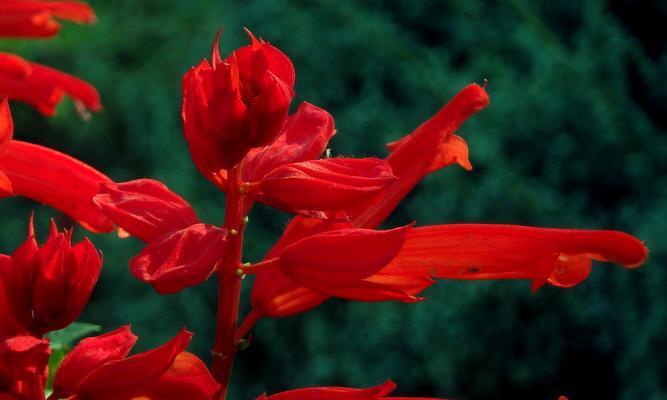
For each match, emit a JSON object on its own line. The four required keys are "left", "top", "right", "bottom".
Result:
{"left": 211, "top": 28, "right": 224, "bottom": 67}
{"left": 243, "top": 27, "right": 261, "bottom": 48}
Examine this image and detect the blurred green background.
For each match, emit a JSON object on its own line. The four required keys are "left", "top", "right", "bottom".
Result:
{"left": 1, "top": 0, "right": 666, "bottom": 399}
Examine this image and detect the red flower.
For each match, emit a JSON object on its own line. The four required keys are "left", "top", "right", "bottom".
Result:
{"left": 182, "top": 29, "right": 295, "bottom": 174}
{"left": 0, "top": 335, "right": 50, "bottom": 400}
{"left": 383, "top": 224, "right": 648, "bottom": 290}
{"left": 0, "top": 0, "right": 95, "bottom": 38}
{"left": 94, "top": 179, "right": 228, "bottom": 294}
{"left": 0, "top": 57, "right": 101, "bottom": 116}
{"left": 0, "top": 98, "right": 13, "bottom": 196}
{"left": 256, "top": 380, "right": 446, "bottom": 400}
{"left": 0, "top": 217, "right": 102, "bottom": 336}
{"left": 50, "top": 326, "right": 219, "bottom": 400}
{"left": 0, "top": 140, "right": 115, "bottom": 233}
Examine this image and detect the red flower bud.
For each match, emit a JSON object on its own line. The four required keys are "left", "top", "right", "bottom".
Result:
{"left": 0, "top": 335, "right": 50, "bottom": 399}
{"left": 0, "top": 0, "right": 95, "bottom": 38}
{"left": 255, "top": 158, "right": 396, "bottom": 217}
{"left": 94, "top": 179, "right": 199, "bottom": 242}
{"left": 51, "top": 327, "right": 219, "bottom": 400}
{"left": 0, "top": 218, "right": 102, "bottom": 336}
{"left": 182, "top": 29, "right": 295, "bottom": 177}
{"left": 382, "top": 224, "right": 649, "bottom": 291}
{"left": 130, "top": 223, "right": 227, "bottom": 294}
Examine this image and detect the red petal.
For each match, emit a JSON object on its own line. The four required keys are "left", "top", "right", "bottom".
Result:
{"left": 258, "top": 158, "right": 396, "bottom": 215}
{"left": 0, "top": 53, "right": 32, "bottom": 79}
{"left": 0, "top": 97, "right": 12, "bottom": 155}
{"left": 138, "top": 352, "right": 221, "bottom": 400}
{"left": 94, "top": 179, "right": 199, "bottom": 242}
{"left": 0, "top": 61, "right": 100, "bottom": 116}
{"left": 243, "top": 102, "right": 335, "bottom": 182}
{"left": 130, "top": 224, "right": 227, "bottom": 294}
{"left": 252, "top": 269, "right": 328, "bottom": 318}
{"left": 0, "top": 140, "right": 114, "bottom": 232}
{"left": 76, "top": 329, "right": 192, "bottom": 398}
{"left": 52, "top": 325, "right": 137, "bottom": 399}
{"left": 279, "top": 225, "right": 412, "bottom": 287}
{"left": 0, "top": 0, "right": 95, "bottom": 38}
{"left": 0, "top": 335, "right": 49, "bottom": 383}
{"left": 351, "top": 84, "right": 489, "bottom": 228}
{"left": 382, "top": 224, "right": 648, "bottom": 289}
{"left": 247, "top": 72, "right": 294, "bottom": 146}
{"left": 232, "top": 32, "right": 295, "bottom": 87}
{"left": 0, "top": 258, "right": 26, "bottom": 338}
{"left": 427, "top": 134, "right": 472, "bottom": 172}
{"left": 257, "top": 380, "right": 396, "bottom": 400}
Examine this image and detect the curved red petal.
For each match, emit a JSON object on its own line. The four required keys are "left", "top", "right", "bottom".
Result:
{"left": 257, "top": 380, "right": 397, "bottom": 400}
{"left": 52, "top": 325, "right": 137, "bottom": 399}
{"left": 130, "top": 224, "right": 227, "bottom": 294}
{"left": 0, "top": 140, "right": 114, "bottom": 232}
{"left": 94, "top": 179, "right": 199, "bottom": 242}
{"left": 137, "top": 352, "right": 220, "bottom": 400}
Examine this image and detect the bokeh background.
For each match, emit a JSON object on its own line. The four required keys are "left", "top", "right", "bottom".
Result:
{"left": 1, "top": 1, "right": 666, "bottom": 399}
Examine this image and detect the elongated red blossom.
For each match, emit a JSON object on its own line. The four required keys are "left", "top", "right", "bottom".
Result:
{"left": 0, "top": 217, "right": 102, "bottom": 337}
{"left": 182, "top": 29, "right": 295, "bottom": 173}
{"left": 50, "top": 326, "right": 219, "bottom": 400}
{"left": 0, "top": 98, "right": 13, "bottom": 196}
{"left": 256, "top": 380, "right": 445, "bottom": 400}
{"left": 0, "top": 0, "right": 95, "bottom": 38}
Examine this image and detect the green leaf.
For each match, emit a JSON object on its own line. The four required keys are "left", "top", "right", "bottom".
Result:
{"left": 46, "top": 322, "right": 101, "bottom": 350}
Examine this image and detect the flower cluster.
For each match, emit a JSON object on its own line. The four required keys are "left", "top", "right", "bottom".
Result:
{"left": 0, "top": 3, "right": 649, "bottom": 400}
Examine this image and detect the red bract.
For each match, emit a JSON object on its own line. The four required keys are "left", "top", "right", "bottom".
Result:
{"left": 383, "top": 224, "right": 648, "bottom": 290}
{"left": 182, "top": 29, "right": 295, "bottom": 174}
{"left": 94, "top": 179, "right": 228, "bottom": 293}
{"left": 0, "top": 59, "right": 101, "bottom": 116}
{"left": 256, "top": 380, "right": 445, "bottom": 400}
{"left": 50, "top": 327, "right": 219, "bottom": 400}
{"left": 0, "top": 0, "right": 95, "bottom": 38}
{"left": 0, "top": 141, "right": 114, "bottom": 232}
{"left": 130, "top": 223, "right": 228, "bottom": 294}
{"left": 253, "top": 158, "right": 396, "bottom": 216}
{"left": 0, "top": 218, "right": 102, "bottom": 336}
{"left": 0, "top": 335, "right": 50, "bottom": 400}
{"left": 94, "top": 179, "right": 199, "bottom": 242}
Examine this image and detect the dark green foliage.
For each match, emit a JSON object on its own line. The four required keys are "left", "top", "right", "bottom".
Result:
{"left": 1, "top": 1, "right": 665, "bottom": 399}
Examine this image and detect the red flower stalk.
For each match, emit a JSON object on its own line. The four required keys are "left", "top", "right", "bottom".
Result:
{"left": 94, "top": 179, "right": 228, "bottom": 294}
{"left": 50, "top": 326, "right": 219, "bottom": 400}
{"left": 256, "top": 380, "right": 446, "bottom": 400}
{"left": 0, "top": 335, "right": 50, "bottom": 400}
{"left": 0, "top": 217, "right": 102, "bottom": 336}
{"left": 182, "top": 29, "right": 295, "bottom": 174}
{"left": 0, "top": 0, "right": 95, "bottom": 38}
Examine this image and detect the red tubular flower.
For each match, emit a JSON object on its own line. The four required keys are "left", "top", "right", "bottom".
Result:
{"left": 351, "top": 83, "right": 490, "bottom": 229}
{"left": 0, "top": 335, "right": 50, "bottom": 400}
{"left": 0, "top": 140, "right": 114, "bottom": 232}
{"left": 382, "top": 224, "right": 649, "bottom": 290}
{"left": 0, "top": 218, "right": 102, "bottom": 336}
{"left": 249, "top": 85, "right": 489, "bottom": 318}
{"left": 0, "top": 0, "right": 95, "bottom": 38}
{"left": 94, "top": 179, "right": 199, "bottom": 242}
{"left": 94, "top": 179, "right": 228, "bottom": 294}
{"left": 251, "top": 158, "right": 396, "bottom": 217}
{"left": 256, "top": 380, "right": 446, "bottom": 400}
{"left": 0, "top": 59, "right": 101, "bottom": 116}
{"left": 50, "top": 326, "right": 219, "bottom": 400}
{"left": 0, "top": 98, "right": 13, "bottom": 196}
{"left": 182, "top": 29, "right": 295, "bottom": 176}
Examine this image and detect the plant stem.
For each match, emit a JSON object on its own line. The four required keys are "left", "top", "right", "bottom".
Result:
{"left": 212, "top": 165, "right": 246, "bottom": 400}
